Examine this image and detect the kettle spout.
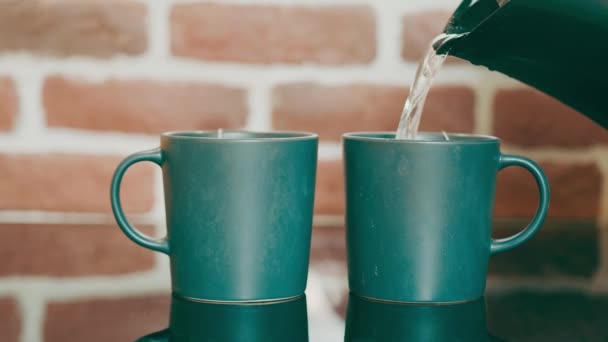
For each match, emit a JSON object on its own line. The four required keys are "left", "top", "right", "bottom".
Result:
{"left": 434, "top": 0, "right": 504, "bottom": 55}
{"left": 443, "top": 0, "right": 502, "bottom": 35}
{"left": 440, "top": 0, "right": 608, "bottom": 128}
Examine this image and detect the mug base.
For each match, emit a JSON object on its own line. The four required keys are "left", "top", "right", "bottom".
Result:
{"left": 355, "top": 293, "right": 482, "bottom": 306}
{"left": 176, "top": 293, "right": 304, "bottom": 305}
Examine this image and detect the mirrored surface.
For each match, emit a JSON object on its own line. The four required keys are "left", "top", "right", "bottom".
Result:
{"left": 345, "top": 294, "right": 502, "bottom": 341}
{"left": 137, "top": 294, "right": 309, "bottom": 342}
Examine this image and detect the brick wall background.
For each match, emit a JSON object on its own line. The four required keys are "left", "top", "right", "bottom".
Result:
{"left": 0, "top": 0, "right": 606, "bottom": 341}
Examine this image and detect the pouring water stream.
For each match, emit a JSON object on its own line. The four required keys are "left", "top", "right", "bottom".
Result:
{"left": 395, "top": 33, "right": 467, "bottom": 140}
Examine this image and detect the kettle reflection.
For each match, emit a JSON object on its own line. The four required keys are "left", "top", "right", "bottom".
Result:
{"left": 137, "top": 294, "right": 309, "bottom": 342}
{"left": 345, "top": 294, "right": 502, "bottom": 341}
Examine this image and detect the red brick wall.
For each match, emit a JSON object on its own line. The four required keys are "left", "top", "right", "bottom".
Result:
{"left": 0, "top": 1, "right": 606, "bottom": 341}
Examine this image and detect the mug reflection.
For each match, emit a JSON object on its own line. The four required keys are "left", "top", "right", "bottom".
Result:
{"left": 138, "top": 294, "right": 309, "bottom": 342}
{"left": 345, "top": 294, "right": 504, "bottom": 341}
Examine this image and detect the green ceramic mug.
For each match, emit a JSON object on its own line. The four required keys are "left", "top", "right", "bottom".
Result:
{"left": 111, "top": 131, "right": 318, "bottom": 302}
{"left": 343, "top": 132, "right": 549, "bottom": 304}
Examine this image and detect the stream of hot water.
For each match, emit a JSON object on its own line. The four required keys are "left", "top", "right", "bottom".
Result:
{"left": 395, "top": 0, "right": 511, "bottom": 140}
{"left": 395, "top": 33, "right": 466, "bottom": 140}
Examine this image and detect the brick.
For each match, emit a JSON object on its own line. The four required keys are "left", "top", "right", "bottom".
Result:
{"left": 0, "top": 77, "right": 17, "bottom": 131}
{"left": 494, "top": 88, "right": 608, "bottom": 147}
{"left": 419, "top": 86, "right": 475, "bottom": 133}
{"left": 0, "top": 153, "right": 155, "bottom": 213}
{"left": 311, "top": 225, "right": 346, "bottom": 265}
{"left": 495, "top": 162, "right": 601, "bottom": 219}
{"left": 0, "top": 1, "right": 146, "bottom": 57}
{"left": 0, "top": 297, "right": 20, "bottom": 342}
{"left": 44, "top": 295, "right": 169, "bottom": 342}
{"left": 489, "top": 220, "right": 598, "bottom": 278}
{"left": 402, "top": 10, "right": 463, "bottom": 64}
{"left": 273, "top": 83, "right": 474, "bottom": 141}
{"left": 171, "top": 4, "right": 375, "bottom": 65}
{"left": 315, "top": 161, "right": 344, "bottom": 215}
{"left": 0, "top": 224, "right": 156, "bottom": 277}
{"left": 44, "top": 77, "right": 247, "bottom": 134}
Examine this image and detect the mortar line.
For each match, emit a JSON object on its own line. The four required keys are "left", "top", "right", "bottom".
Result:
{"left": 592, "top": 151, "right": 608, "bottom": 290}
{"left": 0, "top": 271, "right": 171, "bottom": 302}
{"left": 174, "top": 0, "right": 461, "bottom": 12}
{"left": 18, "top": 293, "right": 44, "bottom": 342}
{"left": 596, "top": 151, "right": 608, "bottom": 229}
{"left": 313, "top": 215, "right": 344, "bottom": 227}
{"left": 0, "top": 129, "right": 159, "bottom": 154}
{"left": 0, "top": 211, "right": 343, "bottom": 227}
{"left": 473, "top": 72, "right": 498, "bottom": 135}
{"left": 371, "top": 1, "right": 403, "bottom": 73}
{"left": 501, "top": 145, "right": 608, "bottom": 162}
{"left": 146, "top": 0, "right": 171, "bottom": 60}
{"left": 12, "top": 74, "right": 45, "bottom": 139}
{"left": 0, "top": 55, "right": 479, "bottom": 87}
{"left": 318, "top": 143, "right": 342, "bottom": 161}
{"left": 154, "top": 244, "right": 172, "bottom": 282}
{"left": 169, "top": 0, "right": 369, "bottom": 5}
{"left": 0, "top": 211, "right": 157, "bottom": 225}
{"left": 246, "top": 84, "right": 272, "bottom": 131}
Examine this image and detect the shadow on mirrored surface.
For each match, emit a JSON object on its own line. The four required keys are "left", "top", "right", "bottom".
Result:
{"left": 345, "top": 294, "right": 503, "bottom": 341}
{"left": 487, "top": 291, "right": 608, "bottom": 341}
{"left": 136, "top": 294, "right": 309, "bottom": 342}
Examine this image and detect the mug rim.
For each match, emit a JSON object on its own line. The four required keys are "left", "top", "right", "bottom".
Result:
{"left": 343, "top": 132, "right": 499, "bottom": 144}
{"left": 162, "top": 130, "right": 318, "bottom": 142}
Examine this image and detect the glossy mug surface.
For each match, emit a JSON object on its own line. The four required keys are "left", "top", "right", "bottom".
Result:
{"left": 137, "top": 294, "right": 309, "bottom": 342}
{"left": 111, "top": 131, "right": 318, "bottom": 302}
{"left": 343, "top": 133, "right": 549, "bottom": 303}
{"left": 345, "top": 294, "right": 497, "bottom": 341}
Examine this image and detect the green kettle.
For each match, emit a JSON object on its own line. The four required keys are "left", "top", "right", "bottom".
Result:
{"left": 440, "top": 0, "right": 608, "bottom": 128}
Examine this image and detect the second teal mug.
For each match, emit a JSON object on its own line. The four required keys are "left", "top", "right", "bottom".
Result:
{"left": 343, "top": 132, "right": 550, "bottom": 303}
{"left": 111, "top": 131, "right": 318, "bottom": 302}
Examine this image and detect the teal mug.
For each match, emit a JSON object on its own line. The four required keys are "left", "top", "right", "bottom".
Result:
{"left": 111, "top": 131, "right": 318, "bottom": 302}
{"left": 343, "top": 133, "right": 549, "bottom": 303}
{"left": 137, "top": 294, "right": 308, "bottom": 342}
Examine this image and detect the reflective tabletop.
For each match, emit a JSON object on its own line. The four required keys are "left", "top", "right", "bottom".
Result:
{"left": 136, "top": 290, "right": 608, "bottom": 341}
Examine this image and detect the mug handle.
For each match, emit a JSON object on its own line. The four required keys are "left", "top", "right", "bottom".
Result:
{"left": 110, "top": 148, "right": 169, "bottom": 255}
{"left": 491, "top": 154, "right": 550, "bottom": 255}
